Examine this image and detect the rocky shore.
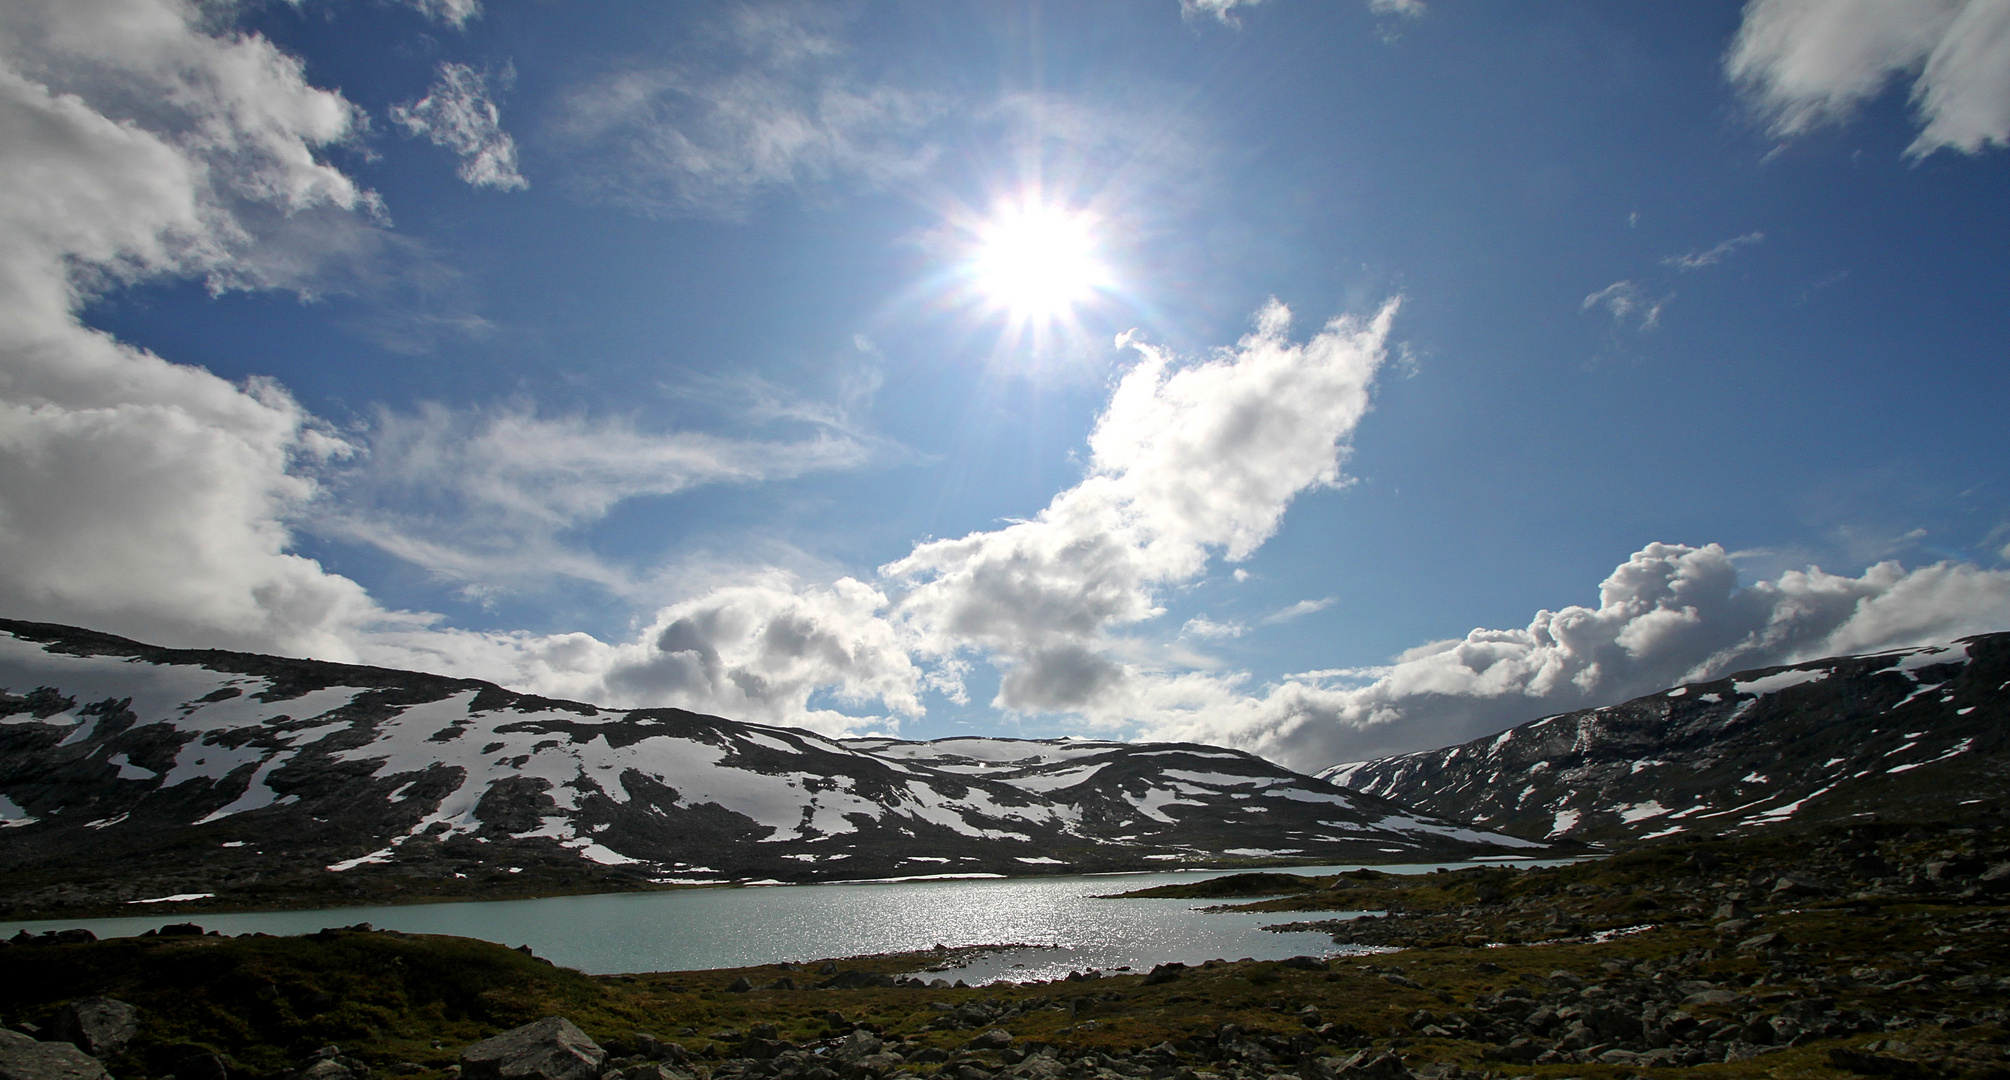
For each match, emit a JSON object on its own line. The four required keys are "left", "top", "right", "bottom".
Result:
{"left": 3, "top": 819, "right": 2008, "bottom": 1080}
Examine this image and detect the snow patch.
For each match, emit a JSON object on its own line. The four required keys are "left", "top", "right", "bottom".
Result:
{"left": 1618, "top": 800, "right": 1669, "bottom": 823}
{"left": 327, "top": 849, "right": 396, "bottom": 872}
{"left": 0, "top": 793, "right": 36, "bottom": 828}
{"left": 1733, "top": 668, "right": 1830, "bottom": 696}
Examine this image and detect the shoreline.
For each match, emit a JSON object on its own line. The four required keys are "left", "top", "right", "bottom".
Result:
{"left": 0, "top": 853, "right": 1586, "bottom": 927}
{"left": 3, "top": 820, "right": 2006, "bottom": 1080}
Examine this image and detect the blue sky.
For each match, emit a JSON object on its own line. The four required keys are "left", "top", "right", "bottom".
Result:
{"left": 4, "top": 0, "right": 2009, "bottom": 769}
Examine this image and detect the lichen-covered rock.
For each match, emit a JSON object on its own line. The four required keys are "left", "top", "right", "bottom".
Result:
{"left": 461, "top": 1018, "right": 605, "bottom": 1080}
{"left": 49, "top": 999, "right": 138, "bottom": 1059}
{"left": 0, "top": 1030, "right": 111, "bottom": 1080}
{"left": 964, "top": 1030, "right": 1012, "bottom": 1051}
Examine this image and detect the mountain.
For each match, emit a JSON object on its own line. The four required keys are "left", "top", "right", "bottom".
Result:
{"left": 1320, "top": 632, "right": 2010, "bottom": 845}
{"left": 0, "top": 619, "right": 1550, "bottom": 919}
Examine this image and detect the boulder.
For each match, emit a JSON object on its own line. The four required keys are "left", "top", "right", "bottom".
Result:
{"left": 1279, "top": 956, "right": 1329, "bottom": 971}
{"left": 833, "top": 1032, "right": 882, "bottom": 1064}
{"left": 49, "top": 999, "right": 138, "bottom": 1059}
{"left": 725, "top": 978, "right": 753, "bottom": 993}
{"left": 1332, "top": 1050, "right": 1414, "bottom": 1080}
{"left": 1142, "top": 963, "right": 1186, "bottom": 986}
{"left": 461, "top": 1018, "right": 606, "bottom": 1080}
{"left": 965, "top": 1030, "right": 1013, "bottom": 1051}
{"left": 290, "top": 1048, "right": 371, "bottom": 1080}
{"left": 0, "top": 1031, "right": 112, "bottom": 1080}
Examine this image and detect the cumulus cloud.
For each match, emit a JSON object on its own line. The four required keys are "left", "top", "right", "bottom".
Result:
{"left": 550, "top": 2, "right": 944, "bottom": 217}
{"left": 1727, "top": 0, "right": 2010, "bottom": 156}
{"left": 1664, "top": 231, "right": 1764, "bottom": 271}
{"left": 1581, "top": 280, "right": 1666, "bottom": 331}
{"left": 882, "top": 299, "right": 1395, "bottom": 712}
{"left": 434, "top": 298, "right": 1397, "bottom": 733}
{"left": 1142, "top": 542, "right": 2010, "bottom": 771}
{"left": 0, "top": 0, "right": 407, "bottom": 658}
{"left": 391, "top": 62, "right": 526, "bottom": 190}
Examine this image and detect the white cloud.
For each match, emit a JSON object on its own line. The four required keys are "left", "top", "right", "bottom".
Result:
{"left": 1140, "top": 542, "right": 2010, "bottom": 771}
{"left": 319, "top": 403, "right": 879, "bottom": 596}
{"left": 1727, "top": 0, "right": 2010, "bottom": 157}
{"left": 882, "top": 299, "right": 1396, "bottom": 713}
{"left": 1262, "top": 596, "right": 1336, "bottom": 624}
{"left": 401, "top": 0, "right": 482, "bottom": 29}
{"left": 1368, "top": 0, "right": 1427, "bottom": 18}
{"left": 1581, "top": 280, "right": 1667, "bottom": 330}
{"left": 551, "top": 3, "right": 944, "bottom": 218}
{"left": 1182, "top": 616, "right": 1248, "bottom": 639}
{"left": 1182, "top": 0, "right": 1265, "bottom": 25}
{"left": 432, "top": 298, "right": 1396, "bottom": 735}
{"left": 1664, "top": 231, "right": 1764, "bottom": 271}
{"left": 391, "top": 62, "right": 526, "bottom": 190}
{"left": 0, "top": 0, "right": 405, "bottom": 659}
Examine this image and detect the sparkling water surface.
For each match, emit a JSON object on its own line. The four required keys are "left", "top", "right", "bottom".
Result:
{"left": 2, "top": 860, "right": 1570, "bottom": 982}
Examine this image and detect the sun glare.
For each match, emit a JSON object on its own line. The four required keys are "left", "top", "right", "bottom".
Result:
{"left": 968, "top": 199, "right": 1110, "bottom": 321}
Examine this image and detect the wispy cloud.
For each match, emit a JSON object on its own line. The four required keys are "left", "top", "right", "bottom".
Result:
{"left": 1181, "top": 0, "right": 1265, "bottom": 25}
{"left": 1261, "top": 596, "right": 1336, "bottom": 624}
{"left": 1368, "top": 0, "right": 1427, "bottom": 18}
{"left": 400, "top": 0, "right": 482, "bottom": 28}
{"left": 1181, "top": 615, "right": 1248, "bottom": 639}
{"left": 550, "top": 3, "right": 944, "bottom": 218}
{"left": 1664, "top": 230, "right": 1764, "bottom": 271}
{"left": 1727, "top": 0, "right": 2010, "bottom": 157}
{"left": 318, "top": 402, "right": 883, "bottom": 597}
{"left": 391, "top": 63, "right": 527, "bottom": 190}
{"left": 1582, "top": 280, "right": 1667, "bottom": 331}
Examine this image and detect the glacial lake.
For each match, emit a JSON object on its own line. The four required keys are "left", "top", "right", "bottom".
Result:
{"left": 2, "top": 860, "right": 1565, "bottom": 983}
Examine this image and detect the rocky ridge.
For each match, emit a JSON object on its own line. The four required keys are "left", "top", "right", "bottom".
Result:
{"left": 1319, "top": 633, "right": 2010, "bottom": 844}
{"left": 0, "top": 620, "right": 1545, "bottom": 919}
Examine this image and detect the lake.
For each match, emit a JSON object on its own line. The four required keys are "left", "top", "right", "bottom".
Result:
{"left": 2, "top": 860, "right": 1559, "bottom": 983}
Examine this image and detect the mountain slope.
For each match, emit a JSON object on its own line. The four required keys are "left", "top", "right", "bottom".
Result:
{"left": 0, "top": 619, "right": 1549, "bottom": 918}
{"left": 1320, "top": 633, "right": 2010, "bottom": 844}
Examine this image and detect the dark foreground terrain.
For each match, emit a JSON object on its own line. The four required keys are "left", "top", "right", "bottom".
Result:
{"left": 5, "top": 817, "right": 2010, "bottom": 1080}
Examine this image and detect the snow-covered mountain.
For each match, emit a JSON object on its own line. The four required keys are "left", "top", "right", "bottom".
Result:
{"left": 0, "top": 619, "right": 1548, "bottom": 918}
{"left": 1320, "top": 633, "right": 2009, "bottom": 844}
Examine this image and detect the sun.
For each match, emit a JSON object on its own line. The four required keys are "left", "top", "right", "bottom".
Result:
{"left": 966, "top": 198, "right": 1111, "bottom": 322}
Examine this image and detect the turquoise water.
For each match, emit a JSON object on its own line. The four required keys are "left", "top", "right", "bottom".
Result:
{"left": 2, "top": 859, "right": 1560, "bottom": 981}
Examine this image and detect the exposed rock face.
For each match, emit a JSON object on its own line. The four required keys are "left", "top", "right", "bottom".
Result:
{"left": 460, "top": 1017, "right": 605, "bottom": 1080}
{"left": 48, "top": 998, "right": 137, "bottom": 1059}
{"left": 0, "top": 619, "right": 1550, "bottom": 916}
{"left": 0, "top": 1030, "right": 111, "bottom": 1080}
{"left": 1321, "top": 634, "right": 2010, "bottom": 844}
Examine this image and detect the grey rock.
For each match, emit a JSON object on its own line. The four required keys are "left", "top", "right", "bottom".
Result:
{"left": 965, "top": 1031, "right": 1013, "bottom": 1052}
{"left": 50, "top": 999, "right": 138, "bottom": 1060}
{"left": 725, "top": 978, "right": 753, "bottom": 993}
{"left": 1332, "top": 1050, "right": 1414, "bottom": 1080}
{"left": 0, "top": 1031, "right": 112, "bottom": 1080}
{"left": 292, "top": 1059, "right": 367, "bottom": 1080}
{"left": 461, "top": 1018, "right": 606, "bottom": 1080}
{"left": 834, "top": 1032, "right": 883, "bottom": 1064}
